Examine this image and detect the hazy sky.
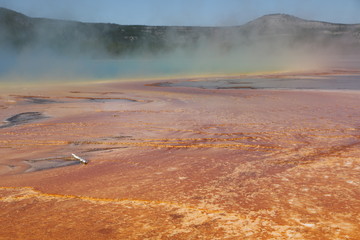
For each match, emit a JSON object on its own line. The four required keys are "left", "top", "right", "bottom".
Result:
{"left": 0, "top": 0, "right": 359, "bottom": 26}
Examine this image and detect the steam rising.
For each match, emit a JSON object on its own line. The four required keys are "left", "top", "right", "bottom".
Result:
{"left": 1, "top": 8, "right": 359, "bottom": 83}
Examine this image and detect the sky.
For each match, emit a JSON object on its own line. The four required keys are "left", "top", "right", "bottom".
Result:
{"left": 0, "top": 0, "right": 360, "bottom": 26}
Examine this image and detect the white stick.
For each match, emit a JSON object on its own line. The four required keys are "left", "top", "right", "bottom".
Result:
{"left": 71, "top": 153, "right": 88, "bottom": 164}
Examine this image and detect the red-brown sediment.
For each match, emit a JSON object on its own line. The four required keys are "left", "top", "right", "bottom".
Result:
{"left": 0, "top": 72, "right": 359, "bottom": 239}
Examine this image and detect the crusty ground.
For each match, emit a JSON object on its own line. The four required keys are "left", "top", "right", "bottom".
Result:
{"left": 0, "top": 73, "right": 359, "bottom": 239}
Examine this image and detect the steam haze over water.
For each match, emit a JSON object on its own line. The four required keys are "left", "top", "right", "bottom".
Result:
{"left": 0, "top": 0, "right": 359, "bottom": 83}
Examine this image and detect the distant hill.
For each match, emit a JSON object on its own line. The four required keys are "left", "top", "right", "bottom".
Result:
{"left": 243, "top": 13, "right": 360, "bottom": 43}
{"left": 1, "top": 7, "right": 359, "bottom": 57}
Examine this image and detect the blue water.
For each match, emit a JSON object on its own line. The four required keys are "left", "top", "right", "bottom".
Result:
{"left": 1, "top": 50, "right": 359, "bottom": 90}
{"left": 0, "top": 53, "right": 209, "bottom": 81}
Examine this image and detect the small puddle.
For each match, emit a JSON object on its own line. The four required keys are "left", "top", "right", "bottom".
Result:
{"left": 0, "top": 112, "right": 48, "bottom": 129}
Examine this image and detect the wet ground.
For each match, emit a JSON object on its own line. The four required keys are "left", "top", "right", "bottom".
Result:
{"left": 155, "top": 73, "right": 360, "bottom": 90}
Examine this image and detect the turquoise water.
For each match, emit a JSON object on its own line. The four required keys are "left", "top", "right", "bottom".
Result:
{"left": 1, "top": 50, "right": 359, "bottom": 90}
{"left": 0, "top": 51, "right": 280, "bottom": 81}
{"left": 0, "top": 57, "right": 204, "bottom": 80}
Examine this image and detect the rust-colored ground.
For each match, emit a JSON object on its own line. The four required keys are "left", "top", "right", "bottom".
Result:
{"left": 0, "top": 72, "right": 359, "bottom": 239}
